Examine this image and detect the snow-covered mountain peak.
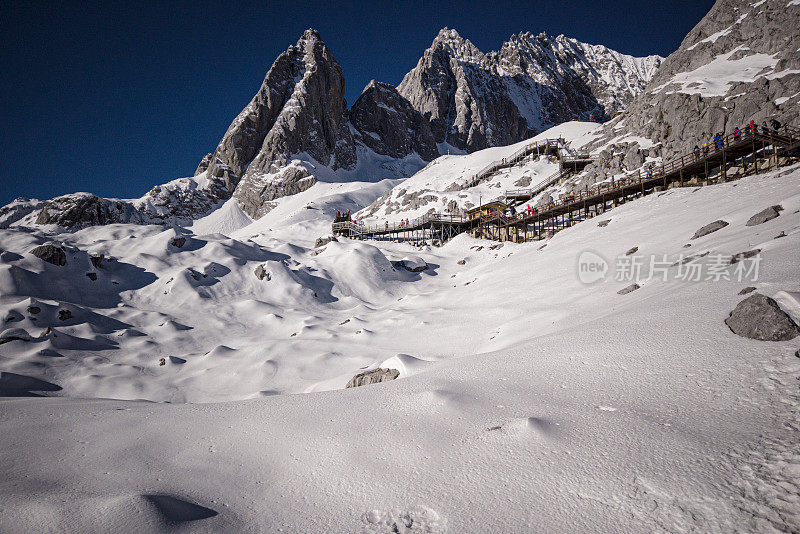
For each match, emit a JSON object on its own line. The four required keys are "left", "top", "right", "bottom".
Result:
{"left": 429, "top": 27, "right": 486, "bottom": 64}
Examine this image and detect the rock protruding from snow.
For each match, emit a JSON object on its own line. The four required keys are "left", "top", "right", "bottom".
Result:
{"left": 35, "top": 193, "right": 133, "bottom": 228}
{"left": 746, "top": 205, "right": 783, "bottom": 226}
{"left": 692, "top": 220, "right": 728, "bottom": 239}
{"left": 314, "top": 236, "right": 338, "bottom": 248}
{"left": 346, "top": 368, "right": 400, "bottom": 388}
{"left": 617, "top": 283, "right": 641, "bottom": 295}
{"left": 399, "top": 256, "right": 428, "bottom": 272}
{"left": 254, "top": 264, "right": 271, "bottom": 281}
{"left": 725, "top": 293, "right": 800, "bottom": 341}
{"left": 30, "top": 244, "right": 67, "bottom": 266}
{"left": 351, "top": 81, "right": 439, "bottom": 161}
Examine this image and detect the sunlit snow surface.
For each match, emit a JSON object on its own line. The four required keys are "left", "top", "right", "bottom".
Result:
{"left": 1, "top": 122, "right": 799, "bottom": 531}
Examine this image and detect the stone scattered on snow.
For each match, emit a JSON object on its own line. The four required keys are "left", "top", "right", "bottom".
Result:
{"left": 254, "top": 264, "right": 271, "bottom": 281}
{"left": 30, "top": 244, "right": 67, "bottom": 266}
{"left": 618, "top": 283, "right": 641, "bottom": 295}
{"left": 399, "top": 256, "right": 428, "bottom": 272}
{"left": 170, "top": 237, "right": 187, "bottom": 248}
{"left": 625, "top": 246, "right": 638, "bottom": 256}
{"left": 725, "top": 293, "right": 800, "bottom": 341}
{"left": 90, "top": 253, "right": 104, "bottom": 269}
{"left": 730, "top": 249, "right": 761, "bottom": 264}
{"left": 598, "top": 219, "right": 611, "bottom": 227}
{"left": 738, "top": 287, "right": 757, "bottom": 295}
{"left": 691, "top": 220, "right": 728, "bottom": 239}
{"left": 346, "top": 368, "right": 400, "bottom": 388}
{"left": 745, "top": 205, "right": 782, "bottom": 226}
{"left": 314, "top": 236, "right": 338, "bottom": 248}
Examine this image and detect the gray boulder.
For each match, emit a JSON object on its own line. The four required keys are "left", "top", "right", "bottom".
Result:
{"left": 745, "top": 205, "right": 783, "bottom": 226}
{"left": 691, "top": 220, "right": 728, "bottom": 239}
{"left": 30, "top": 244, "right": 67, "bottom": 266}
{"left": 725, "top": 293, "right": 800, "bottom": 341}
{"left": 399, "top": 257, "right": 428, "bottom": 272}
{"left": 618, "top": 283, "right": 641, "bottom": 295}
{"left": 346, "top": 368, "right": 400, "bottom": 388}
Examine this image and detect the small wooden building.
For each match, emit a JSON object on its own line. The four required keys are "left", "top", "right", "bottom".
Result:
{"left": 464, "top": 200, "right": 508, "bottom": 219}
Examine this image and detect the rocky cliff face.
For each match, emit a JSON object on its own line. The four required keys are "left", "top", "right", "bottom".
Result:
{"left": 583, "top": 0, "right": 800, "bottom": 175}
{"left": 397, "top": 28, "right": 662, "bottom": 152}
{"left": 350, "top": 81, "right": 440, "bottom": 161}
{"left": 204, "top": 29, "right": 357, "bottom": 218}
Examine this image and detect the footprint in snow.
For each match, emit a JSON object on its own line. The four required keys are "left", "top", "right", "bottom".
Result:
{"left": 361, "top": 506, "right": 446, "bottom": 533}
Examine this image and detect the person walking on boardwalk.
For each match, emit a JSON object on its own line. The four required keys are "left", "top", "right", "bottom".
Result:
{"left": 748, "top": 120, "right": 756, "bottom": 134}
{"left": 770, "top": 118, "right": 782, "bottom": 131}
{"left": 694, "top": 145, "right": 701, "bottom": 159}
{"left": 761, "top": 121, "right": 769, "bottom": 134}
{"left": 714, "top": 132, "right": 723, "bottom": 150}
{"left": 703, "top": 143, "right": 709, "bottom": 155}
{"left": 733, "top": 126, "right": 741, "bottom": 140}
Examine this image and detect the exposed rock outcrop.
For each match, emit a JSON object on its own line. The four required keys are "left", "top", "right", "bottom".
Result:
{"left": 314, "top": 236, "right": 338, "bottom": 248}
{"left": 350, "top": 81, "right": 439, "bottom": 161}
{"left": 345, "top": 368, "right": 400, "bottom": 388}
{"left": 30, "top": 244, "right": 67, "bottom": 266}
{"left": 582, "top": 0, "right": 800, "bottom": 185}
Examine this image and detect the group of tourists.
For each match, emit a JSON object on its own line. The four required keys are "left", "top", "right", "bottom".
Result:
{"left": 334, "top": 210, "right": 351, "bottom": 223}
{"left": 693, "top": 117, "right": 784, "bottom": 160}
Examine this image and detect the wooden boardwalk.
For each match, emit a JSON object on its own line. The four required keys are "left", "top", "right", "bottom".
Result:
{"left": 333, "top": 124, "right": 800, "bottom": 244}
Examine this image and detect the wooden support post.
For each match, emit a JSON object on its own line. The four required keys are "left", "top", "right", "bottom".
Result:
{"left": 722, "top": 146, "right": 727, "bottom": 180}
{"left": 753, "top": 137, "right": 758, "bottom": 174}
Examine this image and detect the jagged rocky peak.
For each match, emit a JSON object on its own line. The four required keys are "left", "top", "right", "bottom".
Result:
{"left": 429, "top": 27, "right": 486, "bottom": 64}
{"left": 398, "top": 27, "right": 662, "bottom": 153}
{"left": 492, "top": 31, "right": 663, "bottom": 115}
{"left": 397, "top": 28, "right": 532, "bottom": 152}
{"left": 204, "top": 28, "right": 357, "bottom": 218}
{"left": 350, "top": 80, "right": 439, "bottom": 161}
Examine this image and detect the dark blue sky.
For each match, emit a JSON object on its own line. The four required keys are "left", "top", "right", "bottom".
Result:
{"left": 1, "top": 0, "right": 715, "bottom": 206}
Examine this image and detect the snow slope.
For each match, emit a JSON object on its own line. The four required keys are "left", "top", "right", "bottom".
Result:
{"left": 1, "top": 160, "right": 799, "bottom": 531}
{"left": 359, "top": 121, "right": 602, "bottom": 222}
